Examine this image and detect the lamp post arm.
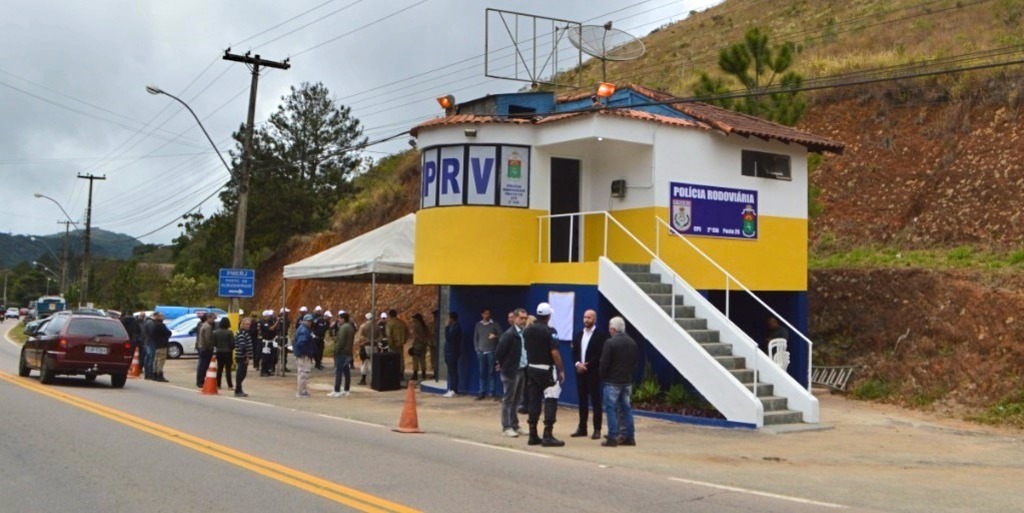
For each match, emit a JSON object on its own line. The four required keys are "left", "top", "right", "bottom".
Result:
{"left": 158, "top": 90, "right": 235, "bottom": 178}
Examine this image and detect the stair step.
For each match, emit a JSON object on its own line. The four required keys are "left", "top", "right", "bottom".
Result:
{"left": 763, "top": 410, "right": 804, "bottom": 426}
{"left": 759, "top": 396, "right": 789, "bottom": 412}
{"left": 637, "top": 282, "right": 673, "bottom": 294}
{"left": 646, "top": 293, "right": 687, "bottom": 307}
{"left": 624, "top": 271, "right": 663, "bottom": 284}
{"left": 713, "top": 356, "right": 745, "bottom": 370}
{"left": 731, "top": 368, "right": 754, "bottom": 383}
{"left": 661, "top": 305, "right": 696, "bottom": 318}
{"left": 617, "top": 263, "right": 651, "bottom": 273}
{"left": 700, "top": 342, "right": 733, "bottom": 356}
{"left": 743, "top": 382, "right": 775, "bottom": 397}
{"left": 686, "top": 329, "right": 720, "bottom": 343}
{"left": 677, "top": 318, "right": 708, "bottom": 330}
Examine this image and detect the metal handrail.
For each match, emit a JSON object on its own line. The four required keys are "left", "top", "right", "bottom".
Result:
{"left": 655, "top": 216, "right": 813, "bottom": 390}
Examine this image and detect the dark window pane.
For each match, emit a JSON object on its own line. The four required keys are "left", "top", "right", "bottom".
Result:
{"left": 67, "top": 318, "right": 128, "bottom": 338}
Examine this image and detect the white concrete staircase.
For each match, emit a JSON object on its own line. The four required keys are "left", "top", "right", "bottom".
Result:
{"left": 598, "top": 257, "right": 818, "bottom": 428}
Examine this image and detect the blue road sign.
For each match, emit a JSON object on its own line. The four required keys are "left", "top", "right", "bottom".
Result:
{"left": 218, "top": 268, "right": 255, "bottom": 298}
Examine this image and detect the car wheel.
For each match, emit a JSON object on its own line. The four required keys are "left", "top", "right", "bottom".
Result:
{"left": 39, "top": 357, "right": 56, "bottom": 384}
{"left": 167, "top": 343, "right": 182, "bottom": 359}
{"left": 18, "top": 349, "right": 31, "bottom": 377}
{"left": 110, "top": 373, "right": 127, "bottom": 388}
{"left": 84, "top": 373, "right": 97, "bottom": 383}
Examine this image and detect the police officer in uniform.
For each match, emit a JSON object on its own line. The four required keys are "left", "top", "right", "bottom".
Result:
{"left": 311, "top": 305, "right": 329, "bottom": 370}
{"left": 523, "top": 302, "right": 567, "bottom": 447}
{"left": 258, "top": 310, "right": 281, "bottom": 376}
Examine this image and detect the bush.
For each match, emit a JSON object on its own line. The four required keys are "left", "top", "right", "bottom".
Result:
{"left": 665, "top": 384, "right": 689, "bottom": 406}
{"left": 632, "top": 363, "right": 661, "bottom": 403}
{"left": 851, "top": 378, "right": 894, "bottom": 400}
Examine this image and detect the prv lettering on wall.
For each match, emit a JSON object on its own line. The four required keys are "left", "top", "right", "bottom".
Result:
{"left": 421, "top": 145, "right": 530, "bottom": 208}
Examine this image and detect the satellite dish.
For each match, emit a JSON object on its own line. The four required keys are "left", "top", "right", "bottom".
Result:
{"left": 568, "top": 21, "right": 646, "bottom": 81}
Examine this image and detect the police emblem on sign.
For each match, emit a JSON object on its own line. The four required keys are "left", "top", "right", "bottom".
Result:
{"left": 671, "top": 199, "right": 692, "bottom": 232}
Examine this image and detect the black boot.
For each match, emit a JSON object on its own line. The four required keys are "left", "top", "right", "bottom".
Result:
{"left": 155, "top": 373, "right": 169, "bottom": 383}
{"left": 527, "top": 425, "right": 542, "bottom": 446}
{"left": 541, "top": 427, "right": 564, "bottom": 447}
{"left": 411, "top": 372, "right": 418, "bottom": 381}
{"left": 359, "top": 375, "right": 367, "bottom": 385}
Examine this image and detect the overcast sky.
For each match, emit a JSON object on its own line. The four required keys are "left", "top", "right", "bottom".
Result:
{"left": 0, "top": 0, "right": 717, "bottom": 244}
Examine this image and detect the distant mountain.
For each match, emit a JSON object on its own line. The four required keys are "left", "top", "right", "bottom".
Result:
{"left": 0, "top": 228, "right": 142, "bottom": 268}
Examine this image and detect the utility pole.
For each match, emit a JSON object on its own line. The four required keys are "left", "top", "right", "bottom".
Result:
{"left": 222, "top": 50, "right": 290, "bottom": 315}
{"left": 57, "top": 220, "right": 72, "bottom": 295}
{"left": 77, "top": 173, "right": 106, "bottom": 307}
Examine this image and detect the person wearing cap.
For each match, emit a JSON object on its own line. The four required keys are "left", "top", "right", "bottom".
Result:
{"left": 523, "top": 302, "right": 567, "bottom": 447}
{"left": 356, "top": 312, "right": 375, "bottom": 385}
{"left": 311, "top": 306, "right": 329, "bottom": 370}
{"left": 329, "top": 312, "right": 355, "bottom": 397}
{"left": 259, "top": 310, "right": 281, "bottom": 376}
{"left": 293, "top": 314, "right": 315, "bottom": 398}
{"left": 473, "top": 308, "right": 502, "bottom": 401}
{"left": 148, "top": 311, "right": 172, "bottom": 383}
{"left": 385, "top": 309, "right": 409, "bottom": 380}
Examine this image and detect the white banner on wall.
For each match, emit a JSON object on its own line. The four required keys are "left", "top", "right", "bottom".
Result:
{"left": 467, "top": 146, "right": 498, "bottom": 205}
{"left": 438, "top": 146, "right": 465, "bottom": 206}
{"left": 548, "top": 291, "right": 574, "bottom": 342}
{"left": 499, "top": 146, "right": 530, "bottom": 207}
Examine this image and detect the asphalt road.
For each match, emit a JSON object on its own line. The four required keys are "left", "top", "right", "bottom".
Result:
{"left": 0, "top": 322, "right": 853, "bottom": 512}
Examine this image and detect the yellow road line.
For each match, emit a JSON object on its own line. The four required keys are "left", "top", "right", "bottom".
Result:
{"left": 0, "top": 371, "right": 420, "bottom": 513}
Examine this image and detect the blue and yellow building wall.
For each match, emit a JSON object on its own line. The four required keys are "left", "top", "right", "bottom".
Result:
{"left": 413, "top": 91, "right": 815, "bottom": 392}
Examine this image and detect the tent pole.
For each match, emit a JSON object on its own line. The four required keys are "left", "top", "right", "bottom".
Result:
{"left": 279, "top": 278, "right": 287, "bottom": 377}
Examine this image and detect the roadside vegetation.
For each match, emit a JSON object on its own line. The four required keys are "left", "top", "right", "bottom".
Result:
{"left": 810, "top": 244, "right": 1024, "bottom": 270}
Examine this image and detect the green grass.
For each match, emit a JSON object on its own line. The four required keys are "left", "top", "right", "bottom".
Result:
{"left": 851, "top": 378, "right": 894, "bottom": 400}
{"left": 810, "top": 245, "right": 1024, "bottom": 270}
{"left": 969, "top": 389, "right": 1024, "bottom": 428}
{"left": 5, "top": 322, "right": 28, "bottom": 345}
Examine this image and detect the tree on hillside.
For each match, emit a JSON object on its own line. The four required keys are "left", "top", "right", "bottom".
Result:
{"left": 173, "top": 82, "right": 366, "bottom": 276}
{"left": 693, "top": 27, "right": 806, "bottom": 126}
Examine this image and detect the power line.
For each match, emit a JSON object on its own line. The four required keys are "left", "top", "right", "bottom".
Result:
{"left": 229, "top": 0, "right": 340, "bottom": 48}
{"left": 250, "top": 0, "right": 366, "bottom": 50}
{"left": 290, "top": 0, "right": 432, "bottom": 58}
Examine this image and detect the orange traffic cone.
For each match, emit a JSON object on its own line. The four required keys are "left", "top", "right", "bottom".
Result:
{"left": 393, "top": 379, "right": 423, "bottom": 434}
{"left": 127, "top": 348, "right": 142, "bottom": 379}
{"left": 200, "top": 355, "right": 219, "bottom": 395}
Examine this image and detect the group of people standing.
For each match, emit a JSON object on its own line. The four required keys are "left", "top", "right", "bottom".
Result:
{"left": 448, "top": 304, "right": 639, "bottom": 448}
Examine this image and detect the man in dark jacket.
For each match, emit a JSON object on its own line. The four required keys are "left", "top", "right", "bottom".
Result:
{"left": 293, "top": 314, "right": 315, "bottom": 398}
{"left": 150, "top": 312, "right": 172, "bottom": 383}
{"left": 570, "top": 309, "right": 609, "bottom": 440}
{"left": 599, "top": 316, "right": 638, "bottom": 447}
{"left": 142, "top": 313, "right": 155, "bottom": 380}
{"left": 311, "top": 306, "right": 329, "bottom": 370}
{"left": 330, "top": 312, "right": 355, "bottom": 397}
{"left": 196, "top": 313, "right": 216, "bottom": 388}
{"left": 495, "top": 308, "right": 528, "bottom": 437}
{"left": 121, "top": 312, "right": 142, "bottom": 367}
{"left": 443, "top": 312, "right": 462, "bottom": 397}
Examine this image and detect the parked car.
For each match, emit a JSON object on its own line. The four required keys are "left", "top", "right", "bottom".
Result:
{"left": 19, "top": 307, "right": 29, "bottom": 316}
{"left": 167, "top": 317, "right": 202, "bottom": 359}
{"left": 18, "top": 313, "right": 133, "bottom": 387}
{"left": 4, "top": 307, "right": 18, "bottom": 319}
{"left": 166, "top": 312, "right": 204, "bottom": 331}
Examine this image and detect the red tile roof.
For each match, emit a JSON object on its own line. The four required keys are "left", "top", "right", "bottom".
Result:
{"left": 412, "top": 84, "right": 844, "bottom": 154}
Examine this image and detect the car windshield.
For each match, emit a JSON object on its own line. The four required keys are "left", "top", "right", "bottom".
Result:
{"left": 67, "top": 318, "right": 128, "bottom": 338}
{"left": 171, "top": 317, "right": 201, "bottom": 334}
{"left": 166, "top": 315, "right": 197, "bottom": 330}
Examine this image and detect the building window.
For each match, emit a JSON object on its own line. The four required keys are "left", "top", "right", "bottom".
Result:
{"left": 741, "top": 150, "right": 791, "bottom": 180}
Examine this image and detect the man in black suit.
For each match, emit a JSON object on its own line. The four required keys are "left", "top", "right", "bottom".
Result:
{"left": 570, "top": 309, "right": 609, "bottom": 440}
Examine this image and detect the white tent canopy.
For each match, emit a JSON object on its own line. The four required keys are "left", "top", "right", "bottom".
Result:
{"left": 282, "top": 213, "right": 415, "bottom": 283}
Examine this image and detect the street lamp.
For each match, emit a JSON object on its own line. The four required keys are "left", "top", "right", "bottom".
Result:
{"left": 30, "top": 236, "right": 65, "bottom": 293}
{"left": 146, "top": 84, "right": 248, "bottom": 314}
{"left": 33, "top": 193, "right": 80, "bottom": 304}
{"left": 32, "top": 261, "right": 59, "bottom": 281}
{"left": 33, "top": 194, "right": 80, "bottom": 229}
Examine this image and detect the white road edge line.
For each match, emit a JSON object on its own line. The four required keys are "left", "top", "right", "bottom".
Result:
{"left": 452, "top": 438, "right": 552, "bottom": 459}
{"left": 166, "top": 384, "right": 274, "bottom": 407}
{"left": 668, "top": 477, "right": 848, "bottom": 509}
{"left": 316, "top": 413, "right": 385, "bottom": 428}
